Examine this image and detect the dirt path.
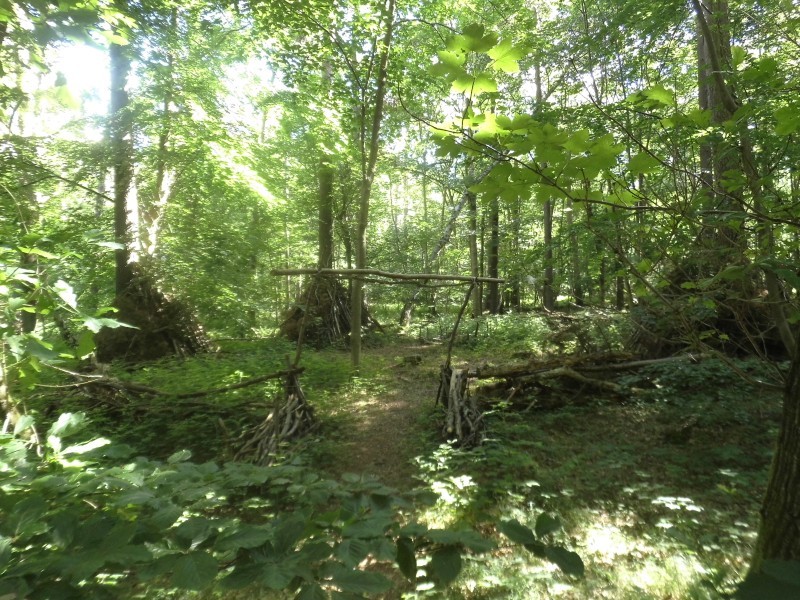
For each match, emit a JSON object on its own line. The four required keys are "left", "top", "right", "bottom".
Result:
{"left": 333, "top": 343, "right": 442, "bottom": 490}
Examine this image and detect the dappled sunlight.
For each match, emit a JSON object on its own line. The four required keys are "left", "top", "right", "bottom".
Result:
{"left": 583, "top": 521, "right": 637, "bottom": 561}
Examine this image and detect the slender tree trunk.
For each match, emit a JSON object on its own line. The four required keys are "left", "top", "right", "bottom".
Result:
{"left": 509, "top": 197, "right": 521, "bottom": 310}
{"left": 318, "top": 161, "right": 335, "bottom": 269}
{"left": 535, "top": 58, "right": 555, "bottom": 311}
{"left": 141, "top": 8, "right": 177, "bottom": 259}
{"left": 318, "top": 59, "right": 335, "bottom": 271}
{"left": 567, "top": 200, "right": 584, "bottom": 306}
{"left": 615, "top": 257, "right": 626, "bottom": 310}
{"left": 350, "top": 0, "right": 394, "bottom": 371}
{"left": 468, "top": 190, "right": 481, "bottom": 317}
{"left": 543, "top": 199, "right": 555, "bottom": 311}
{"left": 486, "top": 194, "right": 500, "bottom": 313}
{"left": 697, "top": 16, "right": 714, "bottom": 208}
{"left": 110, "top": 41, "right": 135, "bottom": 297}
{"left": 694, "top": 0, "right": 743, "bottom": 268}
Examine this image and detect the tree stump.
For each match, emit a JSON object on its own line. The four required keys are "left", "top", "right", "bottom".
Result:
{"left": 439, "top": 366, "right": 484, "bottom": 448}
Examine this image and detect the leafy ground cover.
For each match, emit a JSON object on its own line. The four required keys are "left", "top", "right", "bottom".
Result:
{"left": 14, "top": 310, "right": 783, "bottom": 598}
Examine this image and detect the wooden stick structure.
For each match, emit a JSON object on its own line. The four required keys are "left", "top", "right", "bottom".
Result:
{"left": 235, "top": 368, "right": 316, "bottom": 465}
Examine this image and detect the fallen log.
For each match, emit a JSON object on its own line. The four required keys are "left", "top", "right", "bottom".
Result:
{"left": 468, "top": 352, "right": 711, "bottom": 380}
{"left": 471, "top": 352, "right": 716, "bottom": 411}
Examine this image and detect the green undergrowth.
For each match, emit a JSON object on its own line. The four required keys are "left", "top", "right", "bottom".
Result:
{"left": 11, "top": 310, "right": 787, "bottom": 598}
{"left": 410, "top": 352, "right": 782, "bottom": 599}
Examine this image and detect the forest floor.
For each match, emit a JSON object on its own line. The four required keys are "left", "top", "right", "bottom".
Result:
{"left": 35, "top": 310, "right": 786, "bottom": 599}
{"left": 289, "top": 315, "right": 782, "bottom": 599}
{"left": 325, "top": 341, "right": 442, "bottom": 488}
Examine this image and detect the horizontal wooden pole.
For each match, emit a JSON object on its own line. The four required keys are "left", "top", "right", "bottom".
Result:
{"left": 271, "top": 267, "right": 504, "bottom": 284}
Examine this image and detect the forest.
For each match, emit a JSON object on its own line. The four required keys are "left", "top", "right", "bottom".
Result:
{"left": 1, "top": 0, "right": 800, "bottom": 597}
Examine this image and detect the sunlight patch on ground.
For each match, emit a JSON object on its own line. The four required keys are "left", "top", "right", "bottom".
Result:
{"left": 584, "top": 522, "right": 635, "bottom": 561}
{"left": 613, "top": 553, "right": 710, "bottom": 599}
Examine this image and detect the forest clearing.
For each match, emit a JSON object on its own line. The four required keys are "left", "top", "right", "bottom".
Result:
{"left": 2, "top": 0, "right": 800, "bottom": 598}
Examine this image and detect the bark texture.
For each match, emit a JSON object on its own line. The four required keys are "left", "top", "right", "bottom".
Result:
{"left": 750, "top": 349, "right": 800, "bottom": 571}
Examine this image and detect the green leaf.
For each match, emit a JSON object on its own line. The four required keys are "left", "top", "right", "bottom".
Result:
{"left": 396, "top": 537, "right": 416, "bottom": 580}
{"left": 13, "top": 415, "right": 35, "bottom": 436}
{"left": 437, "top": 50, "right": 466, "bottom": 68}
{"left": 731, "top": 45, "right": 748, "bottom": 68}
{"left": 0, "top": 537, "right": 11, "bottom": 569}
{"left": 628, "top": 152, "right": 660, "bottom": 175}
{"left": 462, "top": 23, "right": 485, "bottom": 41}
{"left": 174, "top": 517, "right": 214, "bottom": 550}
{"left": 168, "top": 449, "right": 193, "bottom": 463}
{"left": 274, "top": 516, "right": 307, "bottom": 554}
{"left": 99, "top": 29, "right": 130, "bottom": 46}
{"left": 9, "top": 496, "right": 47, "bottom": 538}
{"left": 297, "top": 583, "right": 328, "bottom": 600}
{"left": 327, "top": 565, "right": 392, "bottom": 594}
{"left": 170, "top": 551, "right": 218, "bottom": 590}
{"left": 561, "top": 129, "right": 590, "bottom": 153}
{"left": 687, "top": 108, "right": 711, "bottom": 126}
{"left": 342, "top": 515, "right": 390, "bottom": 539}
{"left": 642, "top": 84, "right": 675, "bottom": 107}
{"left": 775, "top": 106, "right": 800, "bottom": 136}
{"left": 498, "top": 519, "right": 538, "bottom": 545}
{"left": 544, "top": 546, "right": 585, "bottom": 577}
{"left": 83, "top": 316, "right": 133, "bottom": 333}
{"left": 48, "top": 412, "right": 87, "bottom": 438}
{"left": 535, "top": 514, "right": 562, "bottom": 538}
{"left": 717, "top": 264, "right": 747, "bottom": 281}
{"left": 53, "top": 280, "right": 77, "bottom": 309}
{"left": 430, "top": 546, "right": 462, "bottom": 587}
{"left": 220, "top": 564, "right": 262, "bottom": 590}
{"left": 336, "top": 538, "right": 370, "bottom": 567}
{"left": 62, "top": 437, "right": 110, "bottom": 455}
{"left": 487, "top": 38, "right": 527, "bottom": 73}
{"left": 261, "top": 563, "right": 295, "bottom": 589}
{"left": 215, "top": 527, "right": 271, "bottom": 552}
{"left": 459, "top": 24, "right": 498, "bottom": 52}
{"left": 300, "top": 541, "right": 333, "bottom": 562}
{"left": 472, "top": 73, "right": 498, "bottom": 95}
{"left": 17, "top": 246, "right": 57, "bottom": 259}
{"left": 22, "top": 338, "right": 59, "bottom": 361}
{"left": 74, "top": 331, "right": 96, "bottom": 359}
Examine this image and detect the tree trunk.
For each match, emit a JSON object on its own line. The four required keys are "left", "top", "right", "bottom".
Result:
{"left": 535, "top": 58, "right": 555, "bottom": 311}
{"left": 318, "top": 160, "right": 335, "bottom": 269}
{"left": 508, "top": 196, "right": 521, "bottom": 310}
{"left": 350, "top": 0, "right": 394, "bottom": 371}
{"left": 109, "top": 40, "right": 135, "bottom": 297}
{"left": 567, "top": 199, "right": 584, "bottom": 306}
{"left": 486, "top": 194, "right": 500, "bottom": 313}
{"left": 694, "top": 0, "right": 744, "bottom": 267}
{"left": 750, "top": 345, "right": 800, "bottom": 571}
{"left": 141, "top": 7, "right": 177, "bottom": 259}
{"left": 468, "top": 190, "right": 482, "bottom": 318}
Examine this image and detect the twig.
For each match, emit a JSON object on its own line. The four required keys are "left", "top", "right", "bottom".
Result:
{"left": 38, "top": 368, "right": 305, "bottom": 399}
{"left": 445, "top": 282, "right": 476, "bottom": 369}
